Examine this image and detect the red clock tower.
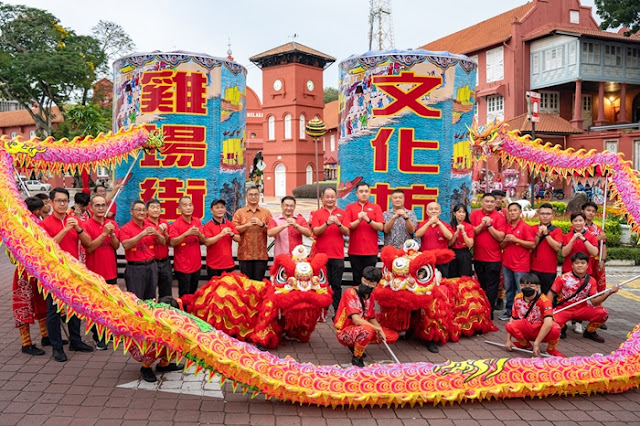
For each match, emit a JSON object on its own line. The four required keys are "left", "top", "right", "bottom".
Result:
{"left": 249, "top": 42, "right": 335, "bottom": 197}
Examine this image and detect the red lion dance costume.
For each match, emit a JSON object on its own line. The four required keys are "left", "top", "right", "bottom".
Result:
{"left": 375, "top": 240, "right": 496, "bottom": 345}
{"left": 183, "top": 245, "right": 331, "bottom": 349}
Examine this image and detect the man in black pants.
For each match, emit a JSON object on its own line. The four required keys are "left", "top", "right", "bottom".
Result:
{"left": 311, "top": 187, "right": 350, "bottom": 312}
{"left": 345, "top": 183, "right": 384, "bottom": 287}
{"left": 40, "top": 188, "right": 94, "bottom": 362}
{"left": 469, "top": 193, "right": 507, "bottom": 318}
{"left": 120, "top": 201, "right": 165, "bottom": 300}
{"left": 146, "top": 200, "right": 172, "bottom": 298}
{"left": 169, "top": 197, "right": 205, "bottom": 296}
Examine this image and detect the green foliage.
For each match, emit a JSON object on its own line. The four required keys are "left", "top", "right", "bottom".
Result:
{"left": 292, "top": 182, "right": 337, "bottom": 198}
{"left": 53, "top": 103, "right": 111, "bottom": 140}
{"left": 550, "top": 220, "right": 571, "bottom": 234}
{"left": 606, "top": 247, "right": 640, "bottom": 263}
{"left": 323, "top": 87, "right": 339, "bottom": 104}
{"left": 533, "top": 201, "right": 566, "bottom": 215}
{"left": 595, "top": 0, "right": 640, "bottom": 36}
{"left": 91, "top": 20, "right": 135, "bottom": 78}
{"left": 602, "top": 220, "right": 622, "bottom": 241}
{"left": 0, "top": 4, "right": 104, "bottom": 135}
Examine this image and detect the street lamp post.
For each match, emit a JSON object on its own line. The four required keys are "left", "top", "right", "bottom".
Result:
{"left": 305, "top": 117, "right": 327, "bottom": 208}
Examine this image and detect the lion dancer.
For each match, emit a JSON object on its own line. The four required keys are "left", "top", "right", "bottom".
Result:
{"left": 505, "top": 273, "right": 563, "bottom": 357}
{"left": 335, "top": 266, "right": 398, "bottom": 367}
{"left": 270, "top": 245, "right": 331, "bottom": 343}
{"left": 13, "top": 197, "right": 50, "bottom": 356}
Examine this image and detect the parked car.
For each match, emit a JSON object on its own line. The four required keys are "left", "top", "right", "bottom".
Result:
{"left": 22, "top": 180, "right": 52, "bottom": 192}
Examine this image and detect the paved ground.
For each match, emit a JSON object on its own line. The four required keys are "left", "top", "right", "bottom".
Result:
{"left": 2, "top": 200, "right": 640, "bottom": 425}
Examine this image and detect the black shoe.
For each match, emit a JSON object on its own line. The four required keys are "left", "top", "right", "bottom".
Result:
{"left": 347, "top": 347, "right": 367, "bottom": 359}
{"left": 95, "top": 341, "right": 108, "bottom": 351}
{"left": 21, "top": 345, "right": 45, "bottom": 356}
{"left": 599, "top": 323, "right": 608, "bottom": 330}
{"left": 351, "top": 356, "right": 365, "bottom": 367}
{"left": 425, "top": 340, "right": 439, "bottom": 353}
{"left": 53, "top": 349, "right": 68, "bottom": 362}
{"left": 583, "top": 330, "right": 605, "bottom": 343}
{"left": 140, "top": 367, "right": 157, "bottom": 383}
{"left": 41, "top": 337, "right": 68, "bottom": 347}
{"left": 69, "top": 342, "right": 94, "bottom": 353}
{"left": 560, "top": 325, "right": 567, "bottom": 339}
{"left": 156, "top": 363, "right": 184, "bottom": 372}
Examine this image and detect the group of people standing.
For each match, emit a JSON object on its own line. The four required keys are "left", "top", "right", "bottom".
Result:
{"left": 13, "top": 181, "right": 618, "bottom": 369}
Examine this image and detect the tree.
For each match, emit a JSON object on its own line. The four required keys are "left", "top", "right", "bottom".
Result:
{"left": 91, "top": 20, "right": 135, "bottom": 78}
{"left": 0, "top": 3, "right": 103, "bottom": 136}
{"left": 53, "top": 103, "right": 111, "bottom": 140}
{"left": 595, "top": 0, "right": 640, "bottom": 36}
{"left": 324, "top": 87, "right": 339, "bottom": 104}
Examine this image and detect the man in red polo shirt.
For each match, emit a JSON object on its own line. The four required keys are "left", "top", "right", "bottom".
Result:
{"left": 548, "top": 252, "right": 617, "bottom": 343}
{"left": 169, "top": 196, "right": 205, "bottom": 296}
{"left": 120, "top": 200, "right": 164, "bottom": 300}
{"left": 311, "top": 187, "right": 350, "bottom": 312}
{"left": 82, "top": 194, "right": 120, "bottom": 350}
{"left": 203, "top": 199, "right": 240, "bottom": 279}
{"left": 94, "top": 184, "right": 118, "bottom": 220}
{"left": 582, "top": 202, "right": 607, "bottom": 292}
{"left": 530, "top": 203, "right": 564, "bottom": 294}
{"left": 415, "top": 202, "right": 453, "bottom": 277}
{"left": 345, "top": 183, "right": 384, "bottom": 287}
{"left": 146, "top": 200, "right": 172, "bottom": 298}
{"left": 470, "top": 193, "right": 506, "bottom": 317}
{"left": 268, "top": 196, "right": 312, "bottom": 257}
{"left": 499, "top": 202, "right": 535, "bottom": 321}
{"left": 41, "top": 187, "right": 94, "bottom": 362}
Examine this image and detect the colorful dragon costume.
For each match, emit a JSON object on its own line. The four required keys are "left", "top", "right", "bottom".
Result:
{"left": 182, "top": 245, "right": 331, "bottom": 349}
{"left": 376, "top": 240, "right": 496, "bottom": 345}
{"left": 1, "top": 125, "right": 640, "bottom": 407}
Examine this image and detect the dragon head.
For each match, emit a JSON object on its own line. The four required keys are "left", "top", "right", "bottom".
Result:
{"left": 379, "top": 241, "right": 455, "bottom": 295}
{"left": 270, "top": 245, "right": 329, "bottom": 294}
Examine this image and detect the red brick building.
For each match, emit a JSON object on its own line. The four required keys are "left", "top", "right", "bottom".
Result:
{"left": 420, "top": 0, "right": 640, "bottom": 193}
{"left": 246, "top": 42, "right": 335, "bottom": 196}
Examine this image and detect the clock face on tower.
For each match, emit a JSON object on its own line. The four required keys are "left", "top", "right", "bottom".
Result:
{"left": 273, "top": 79, "right": 283, "bottom": 91}
{"left": 306, "top": 80, "right": 315, "bottom": 91}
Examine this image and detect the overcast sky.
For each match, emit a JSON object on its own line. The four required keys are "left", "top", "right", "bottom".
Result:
{"left": 6, "top": 0, "right": 600, "bottom": 99}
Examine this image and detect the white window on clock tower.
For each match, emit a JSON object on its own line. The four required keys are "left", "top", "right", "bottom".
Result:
{"left": 284, "top": 113, "right": 292, "bottom": 139}
{"left": 299, "top": 114, "right": 306, "bottom": 139}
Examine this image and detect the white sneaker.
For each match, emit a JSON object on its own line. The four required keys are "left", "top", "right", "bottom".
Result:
{"left": 574, "top": 322, "right": 584, "bottom": 334}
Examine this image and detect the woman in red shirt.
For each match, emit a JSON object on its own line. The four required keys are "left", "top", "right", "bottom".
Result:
{"left": 561, "top": 212, "right": 598, "bottom": 274}
{"left": 448, "top": 204, "right": 474, "bottom": 278}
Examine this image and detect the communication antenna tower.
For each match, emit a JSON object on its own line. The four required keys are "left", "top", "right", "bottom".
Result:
{"left": 368, "top": 0, "right": 395, "bottom": 51}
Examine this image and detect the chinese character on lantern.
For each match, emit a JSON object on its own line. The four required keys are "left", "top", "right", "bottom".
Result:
{"left": 140, "top": 71, "right": 207, "bottom": 115}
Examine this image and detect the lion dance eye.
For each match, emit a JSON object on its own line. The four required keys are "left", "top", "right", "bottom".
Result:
{"left": 392, "top": 257, "right": 410, "bottom": 275}
{"left": 415, "top": 265, "right": 434, "bottom": 284}
{"left": 275, "top": 267, "right": 288, "bottom": 284}
{"left": 317, "top": 269, "right": 326, "bottom": 284}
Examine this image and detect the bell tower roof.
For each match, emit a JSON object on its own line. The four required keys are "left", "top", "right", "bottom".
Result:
{"left": 250, "top": 42, "right": 335, "bottom": 69}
